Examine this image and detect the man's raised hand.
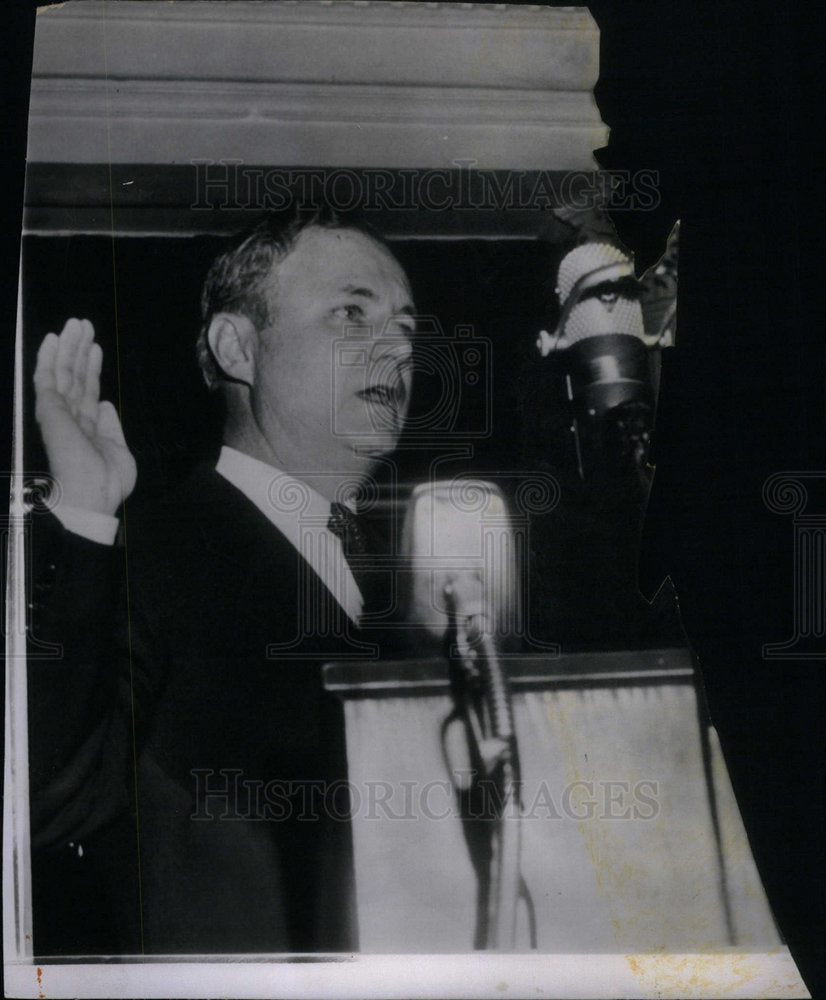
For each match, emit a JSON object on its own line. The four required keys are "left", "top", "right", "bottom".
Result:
{"left": 34, "top": 319, "right": 137, "bottom": 516}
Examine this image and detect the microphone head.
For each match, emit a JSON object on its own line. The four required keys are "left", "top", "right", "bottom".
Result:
{"left": 564, "top": 295, "right": 645, "bottom": 345}
{"left": 534, "top": 245, "right": 657, "bottom": 481}
{"left": 550, "top": 242, "right": 646, "bottom": 349}
{"left": 401, "top": 480, "right": 517, "bottom": 644}
{"left": 556, "top": 242, "right": 632, "bottom": 306}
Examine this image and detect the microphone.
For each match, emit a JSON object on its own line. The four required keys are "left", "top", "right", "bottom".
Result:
{"left": 401, "top": 480, "right": 527, "bottom": 949}
{"left": 401, "top": 479, "right": 517, "bottom": 649}
{"left": 536, "top": 243, "right": 656, "bottom": 481}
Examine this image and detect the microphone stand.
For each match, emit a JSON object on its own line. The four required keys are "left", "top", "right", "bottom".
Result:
{"left": 444, "top": 584, "right": 523, "bottom": 950}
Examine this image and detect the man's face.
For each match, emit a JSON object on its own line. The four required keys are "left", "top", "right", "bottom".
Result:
{"left": 249, "top": 226, "right": 415, "bottom": 476}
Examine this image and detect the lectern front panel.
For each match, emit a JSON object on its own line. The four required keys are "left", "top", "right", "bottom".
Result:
{"left": 324, "top": 650, "right": 777, "bottom": 952}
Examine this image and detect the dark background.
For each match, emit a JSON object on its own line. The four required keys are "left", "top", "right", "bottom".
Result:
{"left": 588, "top": 1, "right": 826, "bottom": 994}
{"left": 3, "top": 0, "right": 826, "bottom": 993}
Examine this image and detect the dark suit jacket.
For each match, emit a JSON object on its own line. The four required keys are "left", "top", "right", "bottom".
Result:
{"left": 28, "top": 466, "right": 386, "bottom": 955}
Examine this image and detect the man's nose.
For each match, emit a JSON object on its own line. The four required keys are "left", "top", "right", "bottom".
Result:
{"left": 368, "top": 338, "right": 413, "bottom": 402}
{"left": 380, "top": 316, "right": 414, "bottom": 346}
{"left": 370, "top": 326, "right": 413, "bottom": 364}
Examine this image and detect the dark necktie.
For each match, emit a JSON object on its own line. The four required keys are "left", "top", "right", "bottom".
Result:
{"left": 327, "top": 502, "right": 376, "bottom": 611}
{"left": 327, "top": 504, "right": 408, "bottom": 657}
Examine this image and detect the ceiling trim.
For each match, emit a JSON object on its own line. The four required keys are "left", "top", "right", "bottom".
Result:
{"left": 28, "top": 2, "right": 605, "bottom": 170}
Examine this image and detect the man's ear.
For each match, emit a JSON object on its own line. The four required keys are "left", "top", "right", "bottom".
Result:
{"left": 207, "top": 313, "right": 257, "bottom": 386}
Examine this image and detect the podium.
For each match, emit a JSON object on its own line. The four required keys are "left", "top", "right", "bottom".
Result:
{"left": 323, "top": 648, "right": 779, "bottom": 952}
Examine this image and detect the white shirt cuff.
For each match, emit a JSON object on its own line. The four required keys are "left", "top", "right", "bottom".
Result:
{"left": 53, "top": 504, "right": 120, "bottom": 546}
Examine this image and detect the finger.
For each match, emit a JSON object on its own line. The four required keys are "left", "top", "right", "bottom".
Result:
{"left": 34, "top": 333, "right": 72, "bottom": 423}
{"left": 71, "top": 324, "right": 94, "bottom": 402}
{"left": 33, "top": 332, "right": 59, "bottom": 391}
{"left": 96, "top": 400, "right": 127, "bottom": 447}
{"left": 54, "top": 318, "right": 85, "bottom": 396}
{"left": 78, "top": 342, "right": 103, "bottom": 422}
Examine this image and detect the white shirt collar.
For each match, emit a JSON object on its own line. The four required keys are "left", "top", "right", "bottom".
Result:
{"left": 215, "top": 445, "right": 364, "bottom": 624}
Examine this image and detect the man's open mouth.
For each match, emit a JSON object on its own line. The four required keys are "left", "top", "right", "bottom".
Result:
{"left": 356, "top": 384, "right": 407, "bottom": 433}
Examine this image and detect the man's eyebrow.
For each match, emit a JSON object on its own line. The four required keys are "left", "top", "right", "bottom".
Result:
{"left": 340, "top": 284, "right": 378, "bottom": 299}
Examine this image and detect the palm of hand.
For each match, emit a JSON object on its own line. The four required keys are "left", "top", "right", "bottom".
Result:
{"left": 34, "top": 319, "right": 137, "bottom": 516}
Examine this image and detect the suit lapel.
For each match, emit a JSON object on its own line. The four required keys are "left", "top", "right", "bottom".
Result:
{"left": 180, "top": 466, "right": 378, "bottom": 658}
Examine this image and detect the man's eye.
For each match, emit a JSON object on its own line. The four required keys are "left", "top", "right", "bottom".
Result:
{"left": 334, "top": 304, "right": 365, "bottom": 322}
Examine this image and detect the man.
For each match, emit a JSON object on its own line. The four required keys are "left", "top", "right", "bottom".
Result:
{"left": 28, "top": 209, "right": 416, "bottom": 954}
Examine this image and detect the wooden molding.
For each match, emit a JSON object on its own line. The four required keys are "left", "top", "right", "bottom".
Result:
{"left": 28, "top": 1, "right": 606, "bottom": 170}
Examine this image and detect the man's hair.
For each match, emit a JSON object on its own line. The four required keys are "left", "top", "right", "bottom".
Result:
{"left": 196, "top": 206, "right": 391, "bottom": 389}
